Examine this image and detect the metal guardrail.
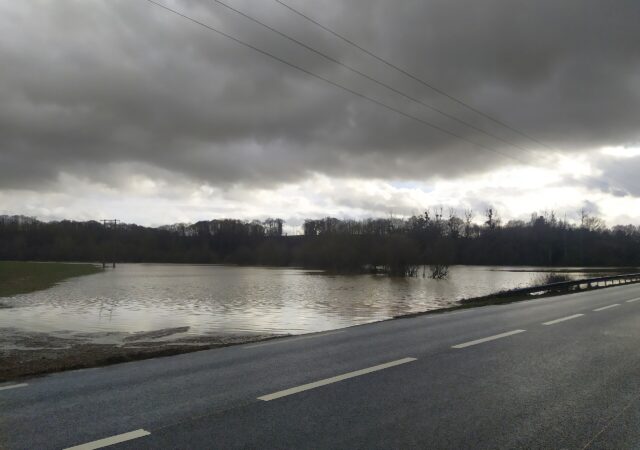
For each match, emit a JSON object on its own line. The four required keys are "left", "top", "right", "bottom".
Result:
{"left": 473, "top": 272, "right": 640, "bottom": 300}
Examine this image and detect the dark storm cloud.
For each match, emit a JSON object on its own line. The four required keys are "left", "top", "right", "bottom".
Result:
{"left": 1, "top": 0, "right": 639, "bottom": 190}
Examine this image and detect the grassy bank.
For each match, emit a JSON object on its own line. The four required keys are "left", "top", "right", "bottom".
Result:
{"left": 0, "top": 261, "right": 101, "bottom": 298}
{"left": 394, "top": 273, "right": 640, "bottom": 320}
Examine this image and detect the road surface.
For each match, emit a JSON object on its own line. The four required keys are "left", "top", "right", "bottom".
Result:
{"left": 3, "top": 283, "right": 640, "bottom": 449}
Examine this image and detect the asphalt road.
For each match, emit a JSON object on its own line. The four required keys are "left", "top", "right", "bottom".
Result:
{"left": 3, "top": 283, "right": 640, "bottom": 449}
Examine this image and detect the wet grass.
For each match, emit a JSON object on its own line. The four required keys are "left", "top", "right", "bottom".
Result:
{"left": 0, "top": 261, "right": 102, "bottom": 298}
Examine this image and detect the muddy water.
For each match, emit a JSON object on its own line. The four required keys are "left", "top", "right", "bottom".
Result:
{"left": 0, "top": 264, "right": 600, "bottom": 335}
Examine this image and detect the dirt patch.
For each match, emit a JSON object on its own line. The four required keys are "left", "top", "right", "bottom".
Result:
{"left": 0, "top": 327, "right": 282, "bottom": 382}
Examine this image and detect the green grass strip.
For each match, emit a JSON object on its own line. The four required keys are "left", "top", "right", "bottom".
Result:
{"left": 0, "top": 261, "right": 102, "bottom": 298}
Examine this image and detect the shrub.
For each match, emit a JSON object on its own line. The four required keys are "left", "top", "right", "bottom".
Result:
{"left": 533, "top": 272, "right": 572, "bottom": 286}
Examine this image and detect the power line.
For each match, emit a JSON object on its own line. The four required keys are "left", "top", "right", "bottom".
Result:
{"left": 210, "top": 0, "right": 533, "bottom": 155}
{"left": 145, "top": 0, "right": 527, "bottom": 165}
{"left": 145, "top": 0, "right": 639, "bottom": 199}
{"left": 271, "top": 0, "right": 640, "bottom": 197}
{"left": 273, "top": 0, "right": 552, "bottom": 151}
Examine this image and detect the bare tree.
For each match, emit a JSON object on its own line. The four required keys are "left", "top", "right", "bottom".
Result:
{"left": 464, "top": 209, "right": 474, "bottom": 238}
{"left": 485, "top": 208, "right": 500, "bottom": 230}
{"left": 429, "top": 264, "right": 449, "bottom": 280}
{"left": 447, "top": 209, "right": 464, "bottom": 238}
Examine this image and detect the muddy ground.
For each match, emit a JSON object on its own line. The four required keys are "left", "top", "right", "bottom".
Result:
{"left": 0, "top": 327, "right": 281, "bottom": 382}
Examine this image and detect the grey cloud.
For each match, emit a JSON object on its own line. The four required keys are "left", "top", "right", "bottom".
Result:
{"left": 1, "top": 0, "right": 639, "bottom": 191}
{"left": 594, "top": 155, "right": 640, "bottom": 197}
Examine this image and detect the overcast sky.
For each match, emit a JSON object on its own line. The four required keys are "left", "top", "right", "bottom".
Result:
{"left": 1, "top": 0, "right": 639, "bottom": 231}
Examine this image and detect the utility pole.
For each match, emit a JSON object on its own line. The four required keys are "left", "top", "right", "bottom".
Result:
{"left": 101, "top": 219, "right": 119, "bottom": 268}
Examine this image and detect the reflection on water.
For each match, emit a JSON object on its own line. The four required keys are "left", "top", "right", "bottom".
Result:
{"left": 1, "top": 264, "right": 594, "bottom": 335}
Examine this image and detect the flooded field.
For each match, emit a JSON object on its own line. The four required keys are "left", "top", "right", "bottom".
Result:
{"left": 0, "top": 264, "right": 607, "bottom": 336}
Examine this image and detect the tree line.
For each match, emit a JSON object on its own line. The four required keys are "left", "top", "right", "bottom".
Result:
{"left": 1, "top": 209, "right": 639, "bottom": 275}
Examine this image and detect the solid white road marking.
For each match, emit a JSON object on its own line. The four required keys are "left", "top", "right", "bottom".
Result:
{"left": 64, "top": 429, "right": 150, "bottom": 450}
{"left": 0, "top": 383, "right": 28, "bottom": 391}
{"left": 245, "top": 330, "right": 344, "bottom": 348}
{"left": 258, "top": 357, "right": 417, "bottom": 401}
{"left": 593, "top": 304, "right": 620, "bottom": 312}
{"left": 452, "top": 330, "right": 526, "bottom": 349}
{"left": 626, "top": 298, "right": 640, "bottom": 303}
{"left": 542, "top": 314, "right": 584, "bottom": 326}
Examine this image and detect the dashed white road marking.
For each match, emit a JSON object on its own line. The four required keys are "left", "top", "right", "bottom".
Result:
{"left": 245, "top": 330, "right": 344, "bottom": 348}
{"left": 593, "top": 304, "right": 620, "bottom": 312}
{"left": 626, "top": 298, "right": 640, "bottom": 303}
{"left": 0, "top": 383, "right": 28, "bottom": 391}
{"left": 543, "top": 314, "right": 584, "bottom": 326}
{"left": 452, "top": 330, "right": 526, "bottom": 349}
{"left": 258, "top": 357, "right": 417, "bottom": 401}
{"left": 64, "top": 429, "right": 150, "bottom": 450}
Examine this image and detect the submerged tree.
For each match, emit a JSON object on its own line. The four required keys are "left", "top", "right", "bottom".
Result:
{"left": 429, "top": 264, "right": 449, "bottom": 280}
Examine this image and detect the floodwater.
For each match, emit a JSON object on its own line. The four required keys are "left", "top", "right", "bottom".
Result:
{"left": 0, "top": 264, "right": 603, "bottom": 336}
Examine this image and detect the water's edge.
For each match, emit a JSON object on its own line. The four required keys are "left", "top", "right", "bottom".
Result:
{"left": 2, "top": 276, "right": 633, "bottom": 383}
